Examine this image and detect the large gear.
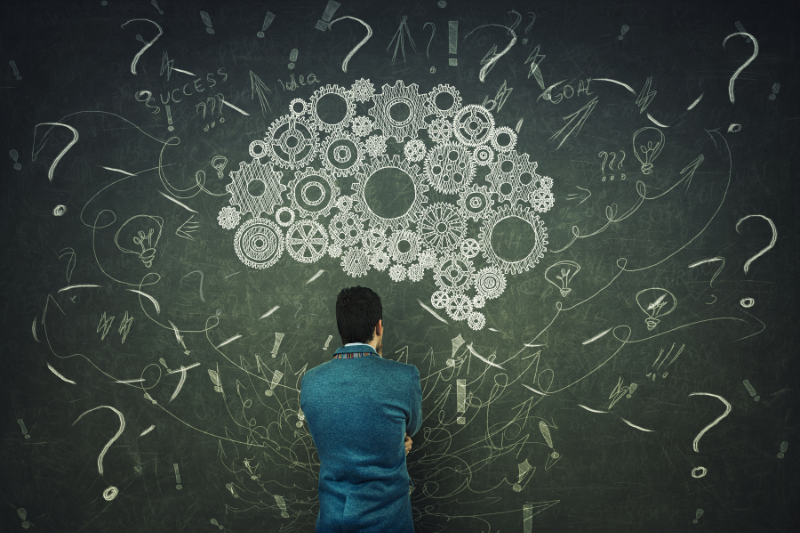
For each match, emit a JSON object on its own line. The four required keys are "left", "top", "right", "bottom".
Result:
{"left": 417, "top": 203, "right": 466, "bottom": 253}
{"left": 285, "top": 220, "right": 328, "bottom": 263}
{"left": 486, "top": 151, "right": 544, "bottom": 206}
{"left": 341, "top": 247, "right": 371, "bottom": 277}
{"left": 457, "top": 185, "right": 493, "bottom": 221}
{"left": 433, "top": 254, "right": 475, "bottom": 294}
{"left": 424, "top": 142, "right": 475, "bottom": 194}
{"left": 328, "top": 211, "right": 364, "bottom": 247}
{"left": 388, "top": 230, "right": 420, "bottom": 264}
{"left": 321, "top": 132, "right": 365, "bottom": 177}
{"left": 234, "top": 217, "right": 284, "bottom": 269}
{"left": 473, "top": 266, "right": 507, "bottom": 299}
{"left": 425, "top": 84, "right": 462, "bottom": 118}
{"left": 427, "top": 117, "right": 453, "bottom": 144}
{"left": 287, "top": 167, "right": 340, "bottom": 220}
{"left": 309, "top": 84, "right": 356, "bottom": 133}
{"left": 452, "top": 104, "right": 495, "bottom": 147}
{"left": 227, "top": 159, "right": 286, "bottom": 217}
{"left": 446, "top": 294, "right": 473, "bottom": 321}
{"left": 368, "top": 80, "right": 429, "bottom": 142}
{"left": 351, "top": 154, "right": 429, "bottom": 231}
{"left": 478, "top": 204, "right": 548, "bottom": 275}
{"left": 265, "top": 114, "right": 318, "bottom": 170}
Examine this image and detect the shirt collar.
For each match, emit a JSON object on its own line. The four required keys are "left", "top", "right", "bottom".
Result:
{"left": 333, "top": 343, "right": 378, "bottom": 356}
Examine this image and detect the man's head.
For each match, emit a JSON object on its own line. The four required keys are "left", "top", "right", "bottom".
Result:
{"left": 336, "top": 286, "right": 382, "bottom": 346}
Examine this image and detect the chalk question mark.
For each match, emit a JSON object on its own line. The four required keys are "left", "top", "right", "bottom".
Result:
{"left": 723, "top": 32, "right": 758, "bottom": 104}
{"left": 73, "top": 405, "right": 126, "bottom": 500}
{"left": 735, "top": 214, "right": 777, "bottom": 274}
{"left": 688, "top": 392, "right": 732, "bottom": 478}
{"left": 522, "top": 12, "right": 535, "bottom": 44}
{"left": 328, "top": 16, "right": 372, "bottom": 73}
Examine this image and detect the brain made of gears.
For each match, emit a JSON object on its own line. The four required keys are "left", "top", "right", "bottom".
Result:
{"left": 218, "top": 80, "right": 554, "bottom": 331}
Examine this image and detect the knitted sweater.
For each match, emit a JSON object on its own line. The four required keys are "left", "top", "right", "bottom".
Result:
{"left": 300, "top": 343, "right": 423, "bottom": 533}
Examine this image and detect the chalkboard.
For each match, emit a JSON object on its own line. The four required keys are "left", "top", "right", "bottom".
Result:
{"left": 2, "top": 0, "right": 798, "bottom": 531}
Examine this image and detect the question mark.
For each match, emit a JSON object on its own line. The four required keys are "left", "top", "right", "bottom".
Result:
{"left": 735, "top": 214, "right": 777, "bottom": 274}
{"left": 507, "top": 10, "right": 522, "bottom": 34}
{"left": 73, "top": 405, "right": 126, "bottom": 500}
{"left": 423, "top": 22, "right": 436, "bottom": 59}
{"left": 722, "top": 32, "right": 758, "bottom": 103}
{"left": 120, "top": 19, "right": 164, "bottom": 75}
{"left": 688, "top": 257, "right": 725, "bottom": 305}
{"left": 523, "top": 12, "right": 535, "bottom": 44}
{"left": 688, "top": 392, "right": 732, "bottom": 478}
{"left": 328, "top": 16, "right": 372, "bottom": 73}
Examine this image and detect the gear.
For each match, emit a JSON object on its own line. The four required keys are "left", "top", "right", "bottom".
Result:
{"left": 350, "top": 78, "right": 375, "bottom": 103}
{"left": 289, "top": 98, "right": 309, "bottom": 116}
{"left": 370, "top": 250, "right": 391, "bottom": 271}
{"left": 285, "top": 220, "right": 328, "bottom": 263}
{"left": 417, "top": 202, "right": 466, "bottom": 253}
{"left": 486, "top": 151, "right": 543, "bottom": 206}
{"left": 479, "top": 204, "right": 548, "bottom": 275}
{"left": 446, "top": 293, "right": 473, "bottom": 321}
{"left": 350, "top": 116, "right": 374, "bottom": 137}
{"left": 321, "top": 132, "right": 365, "bottom": 177}
{"left": 452, "top": 104, "right": 495, "bottom": 147}
{"left": 328, "top": 243, "right": 343, "bottom": 258}
{"left": 467, "top": 311, "right": 485, "bottom": 330}
{"left": 433, "top": 254, "right": 475, "bottom": 294}
{"left": 275, "top": 207, "right": 295, "bottom": 227}
{"left": 351, "top": 154, "right": 429, "bottom": 231}
{"left": 407, "top": 263, "right": 424, "bottom": 282}
{"left": 309, "top": 84, "right": 356, "bottom": 133}
{"left": 427, "top": 117, "right": 453, "bottom": 144}
{"left": 364, "top": 134, "right": 387, "bottom": 158}
{"left": 417, "top": 249, "right": 439, "bottom": 270}
{"left": 336, "top": 195, "right": 354, "bottom": 213}
{"left": 328, "top": 211, "right": 364, "bottom": 247}
{"left": 424, "top": 142, "right": 475, "bottom": 194}
{"left": 473, "top": 266, "right": 506, "bottom": 299}
{"left": 472, "top": 145, "right": 494, "bottom": 166}
{"left": 460, "top": 238, "right": 481, "bottom": 258}
{"left": 265, "top": 114, "right": 318, "bottom": 170}
{"left": 388, "top": 230, "right": 420, "bottom": 264}
{"left": 287, "top": 167, "right": 339, "bottom": 220}
{"left": 472, "top": 294, "right": 486, "bottom": 309}
{"left": 227, "top": 159, "right": 287, "bottom": 217}
{"left": 341, "top": 247, "right": 371, "bottom": 277}
{"left": 218, "top": 206, "right": 241, "bottom": 230}
{"left": 490, "top": 126, "right": 517, "bottom": 153}
{"left": 360, "top": 226, "right": 389, "bottom": 254}
{"left": 249, "top": 140, "right": 268, "bottom": 159}
{"left": 457, "top": 185, "right": 493, "bottom": 221}
{"left": 431, "top": 290, "right": 450, "bottom": 309}
{"left": 404, "top": 139, "right": 427, "bottom": 162}
{"left": 368, "top": 80, "right": 429, "bottom": 142}
{"left": 425, "top": 84, "right": 462, "bottom": 118}
{"left": 389, "top": 264, "right": 407, "bottom": 282}
{"left": 234, "top": 217, "right": 284, "bottom": 269}
{"left": 530, "top": 188, "right": 555, "bottom": 213}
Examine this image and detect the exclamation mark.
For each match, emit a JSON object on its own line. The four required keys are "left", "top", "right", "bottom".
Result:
{"left": 522, "top": 503, "right": 533, "bottom": 533}
{"left": 10, "top": 149, "right": 21, "bottom": 170}
{"left": 315, "top": 0, "right": 341, "bottom": 31}
{"left": 288, "top": 49, "right": 298, "bottom": 70}
{"left": 323, "top": 335, "right": 333, "bottom": 351}
{"left": 539, "top": 421, "right": 560, "bottom": 459}
{"left": 456, "top": 379, "right": 466, "bottom": 424}
{"left": 778, "top": 441, "right": 788, "bottom": 459}
{"left": 271, "top": 332, "right": 284, "bottom": 358}
{"left": 448, "top": 21, "right": 458, "bottom": 66}
{"left": 296, "top": 408, "right": 305, "bottom": 428}
{"left": 17, "top": 419, "right": 30, "bottom": 439}
{"left": 512, "top": 459, "right": 532, "bottom": 492}
{"left": 210, "top": 518, "right": 224, "bottom": 530}
{"left": 257, "top": 11, "right": 276, "bottom": 38}
{"left": 743, "top": 379, "right": 759, "bottom": 401}
{"left": 447, "top": 334, "right": 465, "bottom": 367}
{"left": 9, "top": 60, "right": 21, "bottom": 80}
{"left": 265, "top": 370, "right": 283, "bottom": 397}
{"left": 173, "top": 463, "right": 182, "bottom": 489}
{"left": 151, "top": 0, "right": 163, "bottom": 14}
{"left": 274, "top": 495, "right": 289, "bottom": 518}
{"left": 769, "top": 83, "right": 780, "bottom": 101}
{"left": 200, "top": 11, "right": 215, "bottom": 34}
{"left": 165, "top": 105, "right": 174, "bottom": 132}
{"left": 692, "top": 509, "right": 703, "bottom": 524}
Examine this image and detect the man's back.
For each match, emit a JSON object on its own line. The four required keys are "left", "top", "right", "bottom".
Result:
{"left": 301, "top": 351, "right": 422, "bottom": 533}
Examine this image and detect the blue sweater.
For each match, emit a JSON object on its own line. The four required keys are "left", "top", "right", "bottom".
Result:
{"left": 300, "top": 344, "right": 423, "bottom": 533}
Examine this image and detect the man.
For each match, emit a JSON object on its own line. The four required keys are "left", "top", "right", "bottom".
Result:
{"left": 301, "top": 286, "right": 423, "bottom": 533}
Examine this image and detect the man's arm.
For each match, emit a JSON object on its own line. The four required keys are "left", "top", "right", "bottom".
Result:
{"left": 406, "top": 365, "right": 422, "bottom": 437}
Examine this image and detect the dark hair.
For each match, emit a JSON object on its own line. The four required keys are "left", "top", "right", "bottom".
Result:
{"left": 336, "top": 286, "right": 382, "bottom": 345}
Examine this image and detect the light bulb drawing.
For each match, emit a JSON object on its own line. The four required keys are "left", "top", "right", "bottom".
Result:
{"left": 114, "top": 215, "right": 164, "bottom": 268}
{"left": 635, "top": 288, "right": 677, "bottom": 331}
{"left": 632, "top": 127, "right": 665, "bottom": 175}
{"left": 544, "top": 260, "right": 581, "bottom": 297}
{"left": 211, "top": 155, "right": 228, "bottom": 179}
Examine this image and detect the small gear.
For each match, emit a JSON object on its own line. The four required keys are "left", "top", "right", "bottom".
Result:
{"left": 285, "top": 220, "right": 328, "bottom": 263}
{"left": 457, "top": 185, "right": 493, "bottom": 221}
{"left": 227, "top": 159, "right": 287, "bottom": 217}
{"left": 530, "top": 188, "right": 555, "bottom": 213}
{"left": 309, "top": 84, "right": 356, "bottom": 133}
{"left": 407, "top": 263, "right": 424, "bottom": 282}
{"left": 234, "top": 217, "right": 284, "bottom": 269}
{"left": 388, "top": 230, "right": 420, "bottom": 264}
{"left": 417, "top": 249, "right": 439, "bottom": 270}
{"left": 389, "top": 264, "right": 407, "bottom": 282}
{"left": 341, "top": 247, "right": 371, "bottom": 277}
{"left": 417, "top": 202, "right": 467, "bottom": 253}
{"left": 479, "top": 204, "right": 547, "bottom": 275}
{"left": 369, "top": 80, "right": 429, "bottom": 142}
{"left": 486, "top": 151, "right": 543, "bottom": 205}
{"left": 472, "top": 145, "right": 494, "bottom": 166}
{"left": 474, "top": 267, "right": 506, "bottom": 299}
{"left": 431, "top": 290, "right": 450, "bottom": 309}
{"left": 321, "top": 132, "right": 365, "bottom": 177}
{"left": 328, "top": 211, "right": 364, "bottom": 247}
{"left": 472, "top": 294, "right": 486, "bottom": 309}
{"left": 336, "top": 195, "right": 354, "bottom": 212}
{"left": 328, "top": 243, "right": 343, "bottom": 258}
{"left": 361, "top": 226, "right": 389, "bottom": 254}
{"left": 370, "top": 250, "right": 391, "bottom": 271}
{"left": 490, "top": 126, "right": 517, "bottom": 153}
{"left": 275, "top": 207, "right": 295, "bottom": 227}
{"left": 364, "top": 134, "right": 387, "bottom": 158}
{"left": 218, "top": 206, "right": 241, "bottom": 230}
{"left": 460, "top": 238, "right": 481, "bottom": 258}
{"left": 424, "top": 142, "right": 475, "bottom": 194}
{"left": 427, "top": 117, "right": 453, "bottom": 144}
{"left": 289, "top": 98, "right": 309, "bottom": 116}
{"left": 540, "top": 176, "right": 553, "bottom": 189}
{"left": 446, "top": 294, "right": 473, "bottom": 321}
{"left": 433, "top": 254, "right": 475, "bottom": 294}
{"left": 350, "top": 78, "right": 375, "bottom": 103}
{"left": 404, "top": 139, "right": 427, "bottom": 162}
{"left": 350, "top": 116, "right": 374, "bottom": 137}
{"left": 452, "top": 104, "right": 495, "bottom": 147}
{"left": 467, "top": 311, "right": 485, "bottom": 330}
{"left": 249, "top": 140, "right": 269, "bottom": 159}
{"left": 426, "top": 84, "right": 462, "bottom": 118}
{"left": 287, "top": 167, "right": 340, "bottom": 220}
{"left": 265, "top": 114, "right": 318, "bottom": 170}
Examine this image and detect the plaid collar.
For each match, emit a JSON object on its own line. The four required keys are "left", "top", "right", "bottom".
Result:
{"left": 332, "top": 343, "right": 378, "bottom": 359}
